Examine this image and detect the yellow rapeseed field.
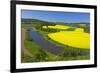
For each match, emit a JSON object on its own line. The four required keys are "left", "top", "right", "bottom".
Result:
{"left": 43, "top": 25, "right": 71, "bottom": 29}
{"left": 48, "top": 27, "right": 90, "bottom": 49}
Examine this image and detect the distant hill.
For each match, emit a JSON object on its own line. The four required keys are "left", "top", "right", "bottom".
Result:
{"left": 21, "top": 18, "right": 90, "bottom": 28}
{"left": 21, "top": 18, "right": 54, "bottom": 26}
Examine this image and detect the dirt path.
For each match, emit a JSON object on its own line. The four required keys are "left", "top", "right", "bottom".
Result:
{"left": 21, "top": 29, "right": 33, "bottom": 57}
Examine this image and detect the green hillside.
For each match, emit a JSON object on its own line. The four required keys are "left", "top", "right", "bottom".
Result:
{"left": 21, "top": 18, "right": 53, "bottom": 25}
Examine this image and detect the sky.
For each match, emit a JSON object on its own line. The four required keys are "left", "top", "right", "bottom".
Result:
{"left": 21, "top": 10, "right": 90, "bottom": 23}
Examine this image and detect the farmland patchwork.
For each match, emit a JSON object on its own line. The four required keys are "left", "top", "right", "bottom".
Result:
{"left": 21, "top": 19, "right": 90, "bottom": 63}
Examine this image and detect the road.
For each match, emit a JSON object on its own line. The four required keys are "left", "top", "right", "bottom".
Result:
{"left": 21, "top": 29, "right": 34, "bottom": 57}
{"left": 28, "top": 28, "right": 64, "bottom": 55}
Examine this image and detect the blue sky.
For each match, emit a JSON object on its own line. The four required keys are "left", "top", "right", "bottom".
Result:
{"left": 21, "top": 10, "right": 90, "bottom": 23}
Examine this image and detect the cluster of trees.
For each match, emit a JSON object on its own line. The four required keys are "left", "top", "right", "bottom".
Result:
{"left": 83, "top": 25, "right": 90, "bottom": 33}
{"left": 63, "top": 46, "right": 90, "bottom": 58}
{"left": 75, "top": 23, "right": 90, "bottom": 33}
{"left": 33, "top": 49, "right": 49, "bottom": 62}
{"left": 35, "top": 26, "right": 60, "bottom": 33}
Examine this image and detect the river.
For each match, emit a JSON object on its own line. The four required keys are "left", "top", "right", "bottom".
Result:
{"left": 28, "top": 28, "right": 64, "bottom": 55}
